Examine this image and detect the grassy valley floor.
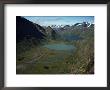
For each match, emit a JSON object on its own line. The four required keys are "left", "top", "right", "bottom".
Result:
{"left": 16, "top": 34, "right": 94, "bottom": 74}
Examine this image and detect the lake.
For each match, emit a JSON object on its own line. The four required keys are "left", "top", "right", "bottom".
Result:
{"left": 62, "top": 34, "right": 82, "bottom": 41}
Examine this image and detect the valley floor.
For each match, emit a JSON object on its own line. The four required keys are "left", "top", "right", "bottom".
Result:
{"left": 16, "top": 38, "right": 94, "bottom": 74}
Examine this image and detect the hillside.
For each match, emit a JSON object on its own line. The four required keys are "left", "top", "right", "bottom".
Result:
{"left": 16, "top": 16, "right": 46, "bottom": 43}
{"left": 16, "top": 16, "right": 48, "bottom": 55}
{"left": 16, "top": 17, "right": 94, "bottom": 74}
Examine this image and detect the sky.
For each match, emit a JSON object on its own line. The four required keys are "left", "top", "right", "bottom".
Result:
{"left": 23, "top": 16, "right": 94, "bottom": 26}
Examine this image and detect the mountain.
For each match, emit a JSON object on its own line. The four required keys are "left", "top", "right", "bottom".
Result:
{"left": 45, "top": 26, "right": 57, "bottom": 39}
{"left": 34, "top": 23, "right": 46, "bottom": 35}
{"left": 16, "top": 16, "right": 46, "bottom": 43}
{"left": 45, "top": 26, "right": 53, "bottom": 37}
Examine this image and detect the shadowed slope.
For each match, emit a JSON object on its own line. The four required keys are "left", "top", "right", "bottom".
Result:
{"left": 16, "top": 16, "right": 46, "bottom": 42}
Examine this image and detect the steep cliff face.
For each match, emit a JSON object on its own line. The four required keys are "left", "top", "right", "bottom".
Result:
{"left": 16, "top": 16, "right": 46, "bottom": 43}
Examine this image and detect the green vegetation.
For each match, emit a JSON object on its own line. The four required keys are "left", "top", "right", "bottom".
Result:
{"left": 16, "top": 28, "right": 94, "bottom": 74}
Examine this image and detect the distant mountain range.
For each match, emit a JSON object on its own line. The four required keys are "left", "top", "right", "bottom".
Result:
{"left": 16, "top": 16, "right": 94, "bottom": 43}
{"left": 42, "top": 22, "right": 94, "bottom": 29}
